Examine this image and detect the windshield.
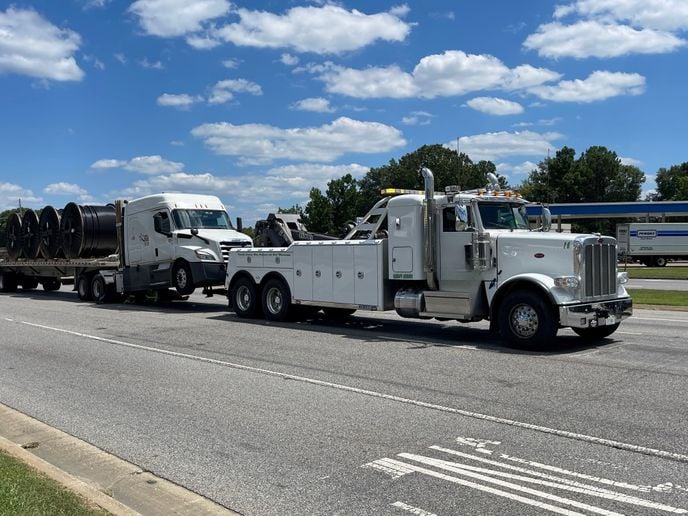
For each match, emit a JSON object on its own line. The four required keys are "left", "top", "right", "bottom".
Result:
{"left": 172, "top": 209, "right": 233, "bottom": 230}
{"left": 478, "top": 202, "right": 530, "bottom": 230}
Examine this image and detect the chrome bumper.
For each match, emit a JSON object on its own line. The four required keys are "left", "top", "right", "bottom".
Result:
{"left": 559, "top": 297, "right": 633, "bottom": 329}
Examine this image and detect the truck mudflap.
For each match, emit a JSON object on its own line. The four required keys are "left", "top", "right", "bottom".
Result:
{"left": 189, "top": 262, "right": 226, "bottom": 286}
{"left": 559, "top": 297, "right": 632, "bottom": 329}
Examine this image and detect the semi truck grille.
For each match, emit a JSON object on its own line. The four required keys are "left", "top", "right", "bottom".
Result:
{"left": 220, "top": 241, "right": 251, "bottom": 261}
{"left": 582, "top": 242, "right": 617, "bottom": 299}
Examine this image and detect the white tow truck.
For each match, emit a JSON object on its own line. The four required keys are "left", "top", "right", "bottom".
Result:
{"left": 225, "top": 169, "right": 632, "bottom": 347}
{"left": 0, "top": 193, "right": 251, "bottom": 302}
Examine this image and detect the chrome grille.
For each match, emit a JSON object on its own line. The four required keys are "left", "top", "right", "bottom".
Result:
{"left": 220, "top": 240, "right": 251, "bottom": 261}
{"left": 582, "top": 241, "right": 616, "bottom": 299}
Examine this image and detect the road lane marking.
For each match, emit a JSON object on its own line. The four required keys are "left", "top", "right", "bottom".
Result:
{"left": 10, "top": 318, "right": 688, "bottom": 465}
{"left": 632, "top": 317, "right": 688, "bottom": 323}
{"left": 391, "top": 501, "right": 437, "bottom": 515}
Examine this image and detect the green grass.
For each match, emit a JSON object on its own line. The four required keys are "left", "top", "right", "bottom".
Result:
{"left": 0, "top": 450, "right": 107, "bottom": 516}
{"left": 622, "top": 266, "right": 688, "bottom": 280}
{"left": 627, "top": 289, "right": 688, "bottom": 306}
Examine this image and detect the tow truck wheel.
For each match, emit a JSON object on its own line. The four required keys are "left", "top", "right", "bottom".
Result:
{"left": 0, "top": 272, "right": 18, "bottom": 293}
{"left": 77, "top": 274, "right": 93, "bottom": 301}
{"left": 261, "top": 278, "right": 292, "bottom": 322}
{"left": 172, "top": 261, "right": 195, "bottom": 296}
{"left": 230, "top": 277, "right": 260, "bottom": 318}
{"left": 572, "top": 323, "right": 620, "bottom": 340}
{"left": 42, "top": 278, "right": 62, "bottom": 291}
{"left": 499, "top": 290, "right": 557, "bottom": 348}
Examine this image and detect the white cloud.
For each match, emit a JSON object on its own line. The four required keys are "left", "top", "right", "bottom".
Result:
{"left": 291, "top": 97, "right": 335, "bottom": 113}
{"left": 524, "top": 21, "right": 684, "bottom": 58}
{"left": 0, "top": 7, "right": 84, "bottom": 81}
{"left": 456, "top": 131, "right": 563, "bottom": 161}
{"left": 528, "top": 70, "right": 645, "bottom": 102}
{"left": 0, "top": 182, "right": 43, "bottom": 210}
{"left": 157, "top": 93, "right": 203, "bottom": 108}
{"left": 139, "top": 58, "right": 164, "bottom": 69}
{"left": 43, "top": 182, "right": 87, "bottom": 196}
{"left": 315, "top": 51, "right": 560, "bottom": 99}
{"left": 619, "top": 156, "right": 642, "bottom": 167}
{"left": 555, "top": 0, "right": 688, "bottom": 32}
{"left": 222, "top": 58, "right": 240, "bottom": 69}
{"left": 114, "top": 53, "right": 127, "bottom": 64}
{"left": 401, "top": 111, "right": 433, "bottom": 126}
{"left": 280, "top": 53, "right": 299, "bottom": 66}
{"left": 129, "top": 0, "right": 230, "bottom": 37}
{"left": 466, "top": 97, "right": 524, "bottom": 115}
{"left": 90, "top": 155, "right": 184, "bottom": 175}
{"left": 191, "top": 117, "right": 406, "bottom": 165}
{"left": 214, "top": 5, "right": 411, "bottom": 54}
{"left": 208, "top": 78, "right": 262, "bottom": 105}
{"left": 496, "top": 161, "right": 539, "bottom": 177}
{"left": 186, "top": 34, "right": 221, "bottom": 50}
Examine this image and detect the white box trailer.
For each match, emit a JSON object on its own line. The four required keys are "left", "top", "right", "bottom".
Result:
{"left": 616, "top": 222, "right": 688, "bottom": 266}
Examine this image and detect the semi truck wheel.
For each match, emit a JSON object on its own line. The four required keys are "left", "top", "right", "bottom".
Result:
{"left": 572, "top": 323, "right": 620, "bottom": 340}
{"left": 77, "top": 274, "right": 93, "bottom": 301}
{"left": 0, "top": 272, "right": 18, "bottom": 293}
{"left": 91, "top": 274, "right": 113, "bottom": 304}
{"left": 653, "top": 256, "right": 668, "bottom": 267}
{"left": 20, "top": 277, "right": 39, "bottom": 290}
{"left": 230, "top": 277, "right": 260, "bottom": 318}
{"left": 172, "top": 261, "right": 195, "bottom": 296}
{"left": 261, "top": 278, "right": 292, "bottom": 322}
{"left": 42, "top": 278, "right": 62, "bottom": 291}
{"left": 499, "top": 290, "right": 557, "bottom": 348}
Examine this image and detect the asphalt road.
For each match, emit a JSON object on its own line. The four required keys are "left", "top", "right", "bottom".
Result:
{"left": 1, "top": 287, "right": 687, "bottom": 515}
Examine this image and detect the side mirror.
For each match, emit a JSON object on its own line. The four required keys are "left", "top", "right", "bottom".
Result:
{"left": 541, "top": 207, "right": 552, "bottom": 232}
{"left": 191, "top": 228, "right": 199, "bottom": 236}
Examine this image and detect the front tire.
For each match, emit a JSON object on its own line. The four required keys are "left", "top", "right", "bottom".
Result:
{"left": 499, "top": 290, "right": 557, "bottom": 348}
{"left": 261, "top": 278, "right": 292, "bottom": 322}
{"left": 572, "top": 323, "right": 620, "bottom": 340}
{"left": 230, "top": 277, "right": 261, "bottom": 318}
{"left": 172, "top": 261, "right": 195, "bottom": 296}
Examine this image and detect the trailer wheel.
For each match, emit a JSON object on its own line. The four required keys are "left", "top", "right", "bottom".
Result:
{"left": 653, "top": 256, "right": 668, "bottom": 267}
{"left": 77, "top": 274, "right": 93, "bottom": 301}
{"left": 0, "top": 272, "right": 18, "bottom": 293}
{"left": 322, "top": 307, "right": 357, "bottom": 318}
{"left": 91, "top": 274, "right": 113, "bottom": 304}
{"left": 572, "top": 323, "right": 620, "bottom": 340}
{"left": 499, "top": 290, "right": 557, "bottom": 348}
{"left": 230, "top": 277, "right": 260, "bottom": 318}
{"left": 20, "top": 277, "right": 39, "bottom": 290}
{"left": 261, "top": 278, "right": 292, "bottom": 322}
{"left": 172, "top": 261, "right": 195, "bottom": 296}
{"left": 42, "top": 278, "right": 62, "bottom": 292}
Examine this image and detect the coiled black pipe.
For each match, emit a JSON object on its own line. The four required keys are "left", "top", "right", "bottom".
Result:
{"left": 6, "top": 212, "right": 23, "bottom": 260}
{"left": 21, "top": 209, "right": 40, "bottom": 259}
{"left": 60, "top": 202, "right": 118, "bottom": 259}
{"left": 39, "top": 206, "right": 62, "bottom": 259}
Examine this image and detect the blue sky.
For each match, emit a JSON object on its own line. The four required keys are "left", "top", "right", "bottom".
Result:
{"left": 1, "top": 0, "right": 686, "bottom": 223}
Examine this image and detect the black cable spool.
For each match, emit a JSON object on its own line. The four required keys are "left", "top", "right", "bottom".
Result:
{"left": 21, "top": 209, "right": 41, "bottom": 259}
{"left": 38, "top": 206, "right": 63, "bottom": 259}
{"left": 6, "top": 212, "right": 23, "bottom": 260}
{"left": 60, "top": 202, "right": 118, "bottom": 259}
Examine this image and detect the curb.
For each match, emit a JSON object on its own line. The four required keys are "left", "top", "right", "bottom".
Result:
{"left": 0, "top": 404, "right": 238, "bottom": 516}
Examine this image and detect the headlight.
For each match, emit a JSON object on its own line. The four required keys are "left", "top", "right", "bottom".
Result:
{"left": 194, "top": 249, "right": 217, "bottom": 261}
{"left": 554, "top": 276, "right": 580, "bottom": 288}
{"left": 617, "top": 272, "right": 629, "bottom": 284}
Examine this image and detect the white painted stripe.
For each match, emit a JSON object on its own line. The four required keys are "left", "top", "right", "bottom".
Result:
{"left": 411, "top": 451, "right": 686, "bottom": 514}
{"left": 363, "top": 458, "right": 414, "bottom": 479}
{"left": 633, "top": 317, "right": 688, "bottom": 323}
{"left": 616, "top": 331, "right": 644, "bottom": 335}
{"left": 391, "top": 501, "right": 437, "bottom": 516}
{"left": 381, "top": 458, "right": 587, "bottom": 516}
{"left": 399, "top": 453, "right": 624, "bottom": 516}
{"left": 11, "top": 319, "right": 688, "bottom": 464}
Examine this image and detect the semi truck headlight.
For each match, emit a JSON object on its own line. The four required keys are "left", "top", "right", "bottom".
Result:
{"left": 554, "top": 276, "right": 580, "bottom": 288}
{"left": 194, "top": 249, "right": 217, "bottom": 261}
{"left": 617, "top": 272, "right": 629, "bottom": 284}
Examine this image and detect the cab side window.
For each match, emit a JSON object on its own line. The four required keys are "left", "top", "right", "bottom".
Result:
{"left": 153, "top": 211, "right": 171, "bottom": 234}
{"left": 443, "top": 207, "right": 457, "bottom": 232}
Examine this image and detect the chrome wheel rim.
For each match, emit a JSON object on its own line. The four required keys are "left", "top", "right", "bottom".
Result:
{"left": 510, "top": 303, "right": 539, "bottom": 338}
{"left": 235, "top": 285, "right": 252, "bottom": 312}
{"left": 176, "top": 269, "right": 188, "bottom": 288}
{"left": 265, "top": 287, "right": 283, "bottom": 315}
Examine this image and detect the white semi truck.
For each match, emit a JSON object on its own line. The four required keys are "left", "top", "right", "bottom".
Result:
{"left": 616, "top": 222, "right": 688, "bottom": 266}
{"left": 0, "top": 193, "right": 252, "bottom": 302}
{"left": 225, "top": 169, "right": 632, "bottom": 347}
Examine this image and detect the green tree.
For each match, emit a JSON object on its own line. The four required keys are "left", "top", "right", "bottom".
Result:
{"left": 302, "top": 187, "right": 334, "bottom": 234}
{"left": 653, "top": 162, "right": 688, "bottom": 201}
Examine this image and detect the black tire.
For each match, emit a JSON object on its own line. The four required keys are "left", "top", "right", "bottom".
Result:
{"left": 653, "top": 256, "right": 668, "bottom": 267}
{"left": 498, "top": 290, "right": 557, "bottom": 348}
{"left": 91, "top": 274, "right": 113, "bottom": 304}
{"left": 261, "top": 278, "right": 292, "bottom": 322}
{"left": 0, "top": 272, "right": 18, "bottom": 293}
{"left": 322, "top": 307, "right": 357, "bottom": 318}
{"left": 77, "top": 274, "right": 93, "bottom": 301}
{"left": 230, "top": 276, "right": 261, "bottom": 318}
{"left": 20, "top": 277, "right": 39, "bottom": 290}
{"left": 572, "top": 323, "right": 620, "bottom": 340}
{"left": 42, "top": 278, "right": 62, "bottom": 291}
{"left": 172, "top": 261, "right": 195, "bottom": 296}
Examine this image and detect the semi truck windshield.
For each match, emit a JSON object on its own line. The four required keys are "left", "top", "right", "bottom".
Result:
{"left": 478, "top": 202, "right": 530, "bottom": 230}
{"left": 172, "top": 209, "right": 232, "bottom": 229}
